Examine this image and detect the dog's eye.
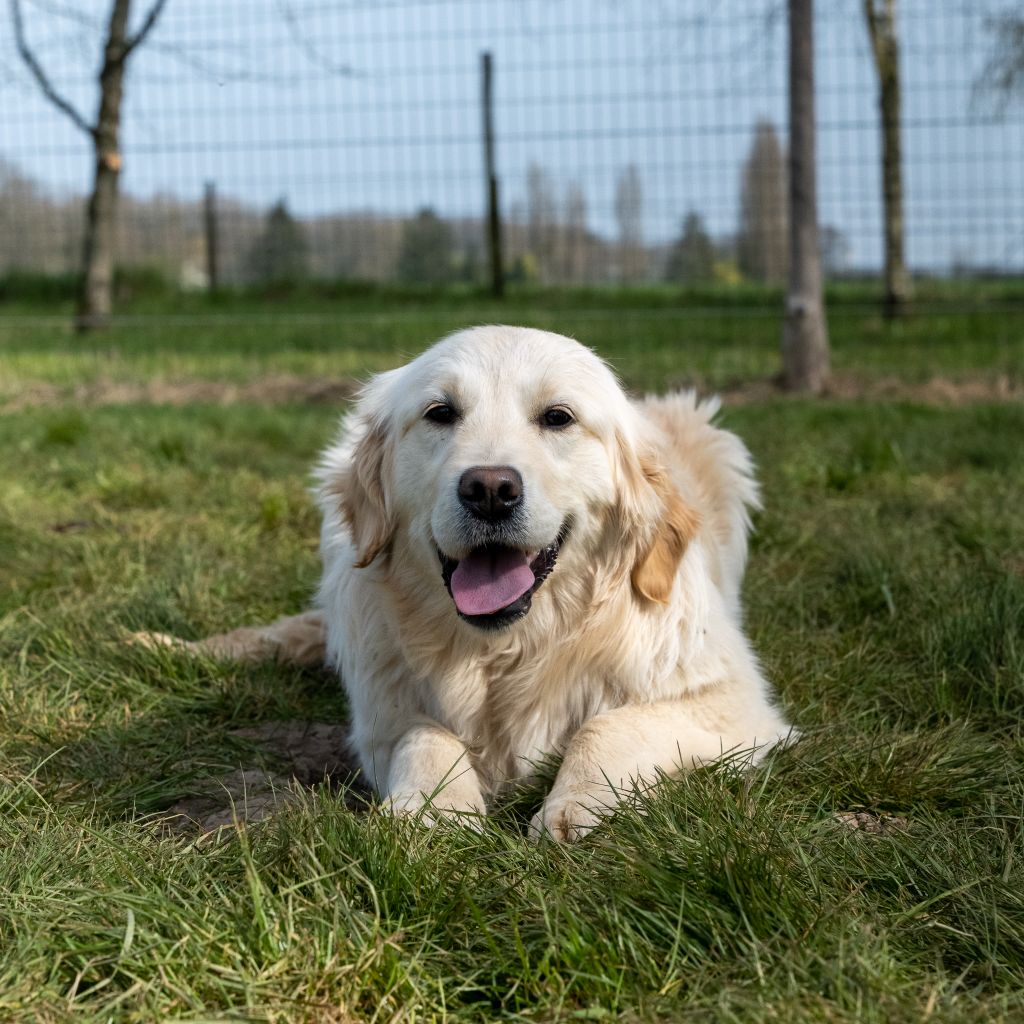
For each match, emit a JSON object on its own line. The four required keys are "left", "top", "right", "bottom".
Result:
{"left": 542, "top": 407, "right": 574, "bottom": 429}
{"left": 424, "top": 403, "right": 458, "bottom": 425}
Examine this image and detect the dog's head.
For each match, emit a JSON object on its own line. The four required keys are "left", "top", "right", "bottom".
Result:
{"left": 331, "top": 326, "right": 699, "bottom": 631}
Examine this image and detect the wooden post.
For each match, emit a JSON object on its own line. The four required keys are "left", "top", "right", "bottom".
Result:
{"left": 783, "top": 0, "right": 830, "bottom": 393}
{"left": 481, "top": 51, "right": 504, "bottom": 298}
{"left": 204, "top": 180, "right": 219, "bottom": 292}
{"left": 863, "top": 0, "right": 912, "bottom": 318}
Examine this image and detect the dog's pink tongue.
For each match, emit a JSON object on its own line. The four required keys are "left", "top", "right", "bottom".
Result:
{"left": 450, "top": 548, "right": 535, "bottom": 616}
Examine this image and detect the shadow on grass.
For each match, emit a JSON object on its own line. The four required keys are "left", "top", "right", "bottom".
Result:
{"left": 3, "top": 627, "right": 371, "bottom": 829}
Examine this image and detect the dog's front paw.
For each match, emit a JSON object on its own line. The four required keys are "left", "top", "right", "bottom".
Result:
{"left": 387, "top": 789, "right": 485, "bottom": 830}
{"left": 529, "top": 791, "right": 604, "bottom": 843}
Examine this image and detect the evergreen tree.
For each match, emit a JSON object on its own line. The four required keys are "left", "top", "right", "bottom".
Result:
{"left": 665, "top": 211, "right": 715, "bottom": 283}
{"left": 614, "top": 164, "right": 645, "bottom": 282}
{"left": 245, "top": 199, "right": 308, "bottom": 285}
{"left": 526, "top": 164, "right": 558, "bottom": 281}
{"left": 737, "top": 121, "right": 788, "bottom": 285}
{"left": 396, "top": 208, "right": 455, "bottom": 285}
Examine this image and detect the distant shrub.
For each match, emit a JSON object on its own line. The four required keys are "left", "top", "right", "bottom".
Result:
{"left": 0, "top": 269, "right": 78, "bottom": 303}
{"left": 114, "top": 264, "right": 172, "bottom": 302}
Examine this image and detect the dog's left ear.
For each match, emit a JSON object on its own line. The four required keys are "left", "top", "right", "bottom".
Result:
{"left": 340, "top": 416, "right": 397, "bottom": 568}
{"left": 617, "top": 442, "right": 701, "bottom": 605}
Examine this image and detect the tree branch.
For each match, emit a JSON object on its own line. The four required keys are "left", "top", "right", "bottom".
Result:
{"left": 276, "top": 0, "right": 358, "bottom": 77}
{"left": 147, "top": 38, "right": 287, "bottom": 85}
{"left": 977, "top": 13, "right": 1024, "bottom": 106}
{"left": 124, "top": 0, "right": 170, "bottom": 59}
{"left": 862, "top": 0, "right": 877, "bottom": 35}
{"left": 862, "top": 0, "right": 882, "bottom": 60}
{"left": 10, "top": 0, "right": 94, "bottom": 137}
{"left": 862, "top": 0, "right": 898, "bottom": 75}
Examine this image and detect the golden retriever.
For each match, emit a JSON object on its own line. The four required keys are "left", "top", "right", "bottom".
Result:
{"left": 142, "top": 326, "right": 791, "bottom": 840}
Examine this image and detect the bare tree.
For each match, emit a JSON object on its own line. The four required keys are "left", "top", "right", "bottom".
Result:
{"left": 737, "top": 120, "right": 788, "bottom": 286}
{"left": 977, "top": 11, "right": 1024, "bottom": 106}
{"left": 783, "top": 0, "right": 830, "bottom": 394}
{"left": 11, "top": 0, "right": 169, "bottom": 330}
{"left": 863, "top": 0, "right": 911, "bottom": 318}
{"left": 614, "top": 164, "right": 645, "bottom": 283}
{"left": 819, "top": 225, "right": 850, "bottom": 277}
{"left": 559, "top": 182, "right": 588, "bottom": 284}
{"left": 526, "top": 164, "right": 558, "bottom": 282}
{"left": 0, "top": 158, "right": 65, "bottom": 273}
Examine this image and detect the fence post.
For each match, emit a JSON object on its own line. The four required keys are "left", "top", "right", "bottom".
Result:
{"left": 481, "top": 51, "right": 505, "bottom": 298}
{"left": 783, "top": 0, "right": 830, "bottom": 393}
{"left": 204, "top": 180, "right": 219, "bottom": 292}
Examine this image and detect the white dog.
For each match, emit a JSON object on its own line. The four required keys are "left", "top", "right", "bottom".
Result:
{"left": 143, "top": 326, "right": 791, "bottom": 840}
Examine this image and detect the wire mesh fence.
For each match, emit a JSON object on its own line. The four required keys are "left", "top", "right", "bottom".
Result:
{"left": 0, "top": 0, "right": 1022, "bottom": 318}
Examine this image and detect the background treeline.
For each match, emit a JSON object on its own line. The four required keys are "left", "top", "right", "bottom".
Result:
{"left": 0, "top": 122, "right": 851, "bottom": 293}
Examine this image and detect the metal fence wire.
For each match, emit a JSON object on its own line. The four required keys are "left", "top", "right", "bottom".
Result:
{"left": 1, "top": 0, "right": 1022, "bottom": 297}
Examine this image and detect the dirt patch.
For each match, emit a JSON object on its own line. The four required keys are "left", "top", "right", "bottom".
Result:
{"left": 160, "top": 720, "right": 366, "bottom": 834}
{"left": 3, "top": 374, "right": 359, "bottom": 412}
{"left": 161, "top": 768, "right": 301, "bottom": 833}
{"left": 230, "top": 720, "right": 357, "bottom": 785}
{"left": 833, "top": 810, "right": 909, "bottom": 835}
{"left": 717, "top": 372, "right": 1023, "bottom": 406}
{"left": 5, "top": 371, "right": 1023, "bottom": 412}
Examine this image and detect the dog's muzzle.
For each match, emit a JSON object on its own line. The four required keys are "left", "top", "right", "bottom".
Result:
{"left": 437, "top": 524, "right": 568, "bottom": 630}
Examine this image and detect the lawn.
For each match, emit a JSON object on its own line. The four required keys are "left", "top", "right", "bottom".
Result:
{"left": 1, "top": 298, "right": 1023, "bottom": 1020}
{"left": 2, "top": 284, "right": 1023, "bottom": 402}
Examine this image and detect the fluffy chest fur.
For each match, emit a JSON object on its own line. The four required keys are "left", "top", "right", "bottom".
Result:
{"left": 328, "top": 533, "right": 713, "bottom": 792}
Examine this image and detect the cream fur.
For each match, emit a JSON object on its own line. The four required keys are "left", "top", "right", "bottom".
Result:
{"left": 310, "top": 326, "right": 792, "bottom": 840}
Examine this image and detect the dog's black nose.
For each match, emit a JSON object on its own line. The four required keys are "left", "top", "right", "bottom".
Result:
{"left": 458, "top": 465, "right": 523, "bottom": 521}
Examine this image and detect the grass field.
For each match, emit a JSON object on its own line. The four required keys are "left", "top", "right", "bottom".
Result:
{"left": 2, "top": 284, "right": 1023, "bottom": 402}
{"left": 2, "top": 295, "right": 1023, "bottom": 1021}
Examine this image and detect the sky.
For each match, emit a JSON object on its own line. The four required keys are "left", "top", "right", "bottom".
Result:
{"left": 1, "top": 0, "right": 1022, "bottom": 272}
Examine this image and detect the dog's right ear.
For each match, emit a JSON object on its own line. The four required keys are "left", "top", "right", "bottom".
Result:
{"left": 630, "top": 459, "right": 700, "bottom": 604}
{"left": 336, "top": 415, "right": 397, "bottom": 568}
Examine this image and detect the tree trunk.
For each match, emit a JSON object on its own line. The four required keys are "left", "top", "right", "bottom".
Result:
{"left": 76, "top": 0, "right": 131, "bottom": 332}
{"left": 204, "top": 180, "right": 219, "bottom": 291}
{"left": 783, "top": 0, "right": 830, "bottom": 393}
{"left": 864, "top": 0, "right": 912, "bottom": 319}
{"left": 480, "top": 52, "right": 504, "bottom": 298}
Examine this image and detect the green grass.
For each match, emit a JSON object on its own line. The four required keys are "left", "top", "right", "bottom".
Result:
{"left": 2, "top": 284, "right": 1022, "bottom": 401}
{"left": 2, "top": 358, "right": 1024, "bottom": 1021}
